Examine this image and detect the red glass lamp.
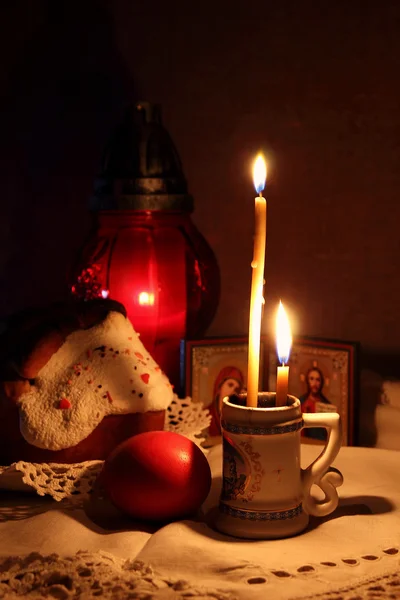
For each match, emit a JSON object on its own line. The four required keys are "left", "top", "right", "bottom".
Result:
{"left": 70, "top": 102, "right": 220, "bottom": 387}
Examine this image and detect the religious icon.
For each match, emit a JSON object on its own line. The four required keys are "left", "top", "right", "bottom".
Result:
{"left": 299, "top": 365, "right": 336, "bottom": 441}
{"left": 269, "top": 337, "right": 358, "bottom": 445}
{"left": 181, "top": 336, "right": 268, "bottom": 441}
{"left": 208, "top": 366, "right": 244, "bottom": 436}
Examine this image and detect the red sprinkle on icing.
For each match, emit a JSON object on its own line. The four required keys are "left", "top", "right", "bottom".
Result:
{"left": 59, "top": 398, "right": 71, "bottom": 409}
{"left": 124, "top": 348, "right": 131, "bottom": 355}
{"left": 135, "top": 352, "right": 144, "bottom": 359}
{"left": 154, "top": 366, "right": 161, "bottom": 372}
{"left": 67, "top": 380, "right": 73, "bottom": 385}
{"left": 88, "top": 379, "right": 93, "bottom": 384}
{"left": 128, "top": 337, "right": 132, "bottom": 341}
{"left": 106, "top": 391, "right": 113, "bottom": 404}
{"left": 140, "top": 373, "right": 150, "bottom": 384}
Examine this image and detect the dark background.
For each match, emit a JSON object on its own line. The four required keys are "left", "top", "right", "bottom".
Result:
{"left": 1, "top": 1, "right": 400, "bottom": 434}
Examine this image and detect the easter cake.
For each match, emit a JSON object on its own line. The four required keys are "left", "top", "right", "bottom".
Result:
{"left": 0, "top": 299, "right": 173, "bottom": 464}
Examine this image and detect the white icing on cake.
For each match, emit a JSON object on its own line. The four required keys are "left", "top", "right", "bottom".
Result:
{"left": 17, "top": 312, "right": 174, "bottom": 450}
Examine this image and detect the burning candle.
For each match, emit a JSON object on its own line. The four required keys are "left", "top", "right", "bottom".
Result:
{"left": 275, "top": 301, "right": 292, "bottom": 406}
{"left": 136, "top": 287, "right": 157, "bottom": 345}
{"left": 247, "top": 154, "right": 267, "bottom": 408}
{"left": 138, "top": 291, "right": 155, "bottom": 306}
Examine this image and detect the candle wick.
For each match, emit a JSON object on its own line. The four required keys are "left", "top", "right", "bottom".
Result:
{"left": 259, "top": 191, "right": 263, "bottom": 197}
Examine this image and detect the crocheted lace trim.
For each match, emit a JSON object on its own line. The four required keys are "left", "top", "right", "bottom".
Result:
{"left": 0, "top": 395, "right": 210, "bottom": 503}
{"left": 1, "top": 548, "right": 399, "bottom": 600}
{"left": 165, "top": 395, "right": 211, "bottom": 442}
{"left": 291, "top": 547, "right": 400, "bottom": 599}
{"left": 0, "top": 551, "right": 234, "bottom": 600}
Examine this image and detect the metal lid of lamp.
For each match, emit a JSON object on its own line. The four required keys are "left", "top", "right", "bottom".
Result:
{"left": 70, "top": 102, "right": 220, "bottom": 387}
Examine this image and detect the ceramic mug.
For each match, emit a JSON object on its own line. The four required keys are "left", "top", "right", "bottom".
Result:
{"left": 214, "top": 392, "right": 343, "bottom": 539}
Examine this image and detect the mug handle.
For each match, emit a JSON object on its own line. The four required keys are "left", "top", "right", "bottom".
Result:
{"left": 301, "top": 412, "right": 344, "bottom": 517}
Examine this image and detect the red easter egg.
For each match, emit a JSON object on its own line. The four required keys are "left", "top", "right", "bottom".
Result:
{"left": 102, "top": 431, "right": 212, "bottom": 521}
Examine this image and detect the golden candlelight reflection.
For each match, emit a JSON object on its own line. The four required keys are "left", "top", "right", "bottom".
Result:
{"left": 138, "top": 291, "right": 155, "bottom": 306}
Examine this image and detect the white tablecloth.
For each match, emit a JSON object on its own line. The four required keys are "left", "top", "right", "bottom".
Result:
{"left": 1, "top": 445, "right": 400, "bottom": 599}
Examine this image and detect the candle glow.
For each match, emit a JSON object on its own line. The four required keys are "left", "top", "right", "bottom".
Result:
{"left": 253, "top": 155, "right": 267, "bottom": 195}
{"left": 138, "top": 291, "right": 155, "bottom": 306}
{"left": 275, "top": 301, "right": 292, "bottom": 407}
{"left": 276, "top": 301, "right": 292, "bottom": 365}
{"left": 247, "top": 154, "right": 267, "bottom": 408}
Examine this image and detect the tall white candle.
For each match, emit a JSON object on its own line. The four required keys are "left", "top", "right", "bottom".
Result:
{"left": 247, "top": 155, "right": 267, "bottom": 408}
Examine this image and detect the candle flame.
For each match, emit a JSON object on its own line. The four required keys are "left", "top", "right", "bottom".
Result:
{"left": 138, "top": 291, "right": 155, "bottom": 306}
{"left": 276, "top": 300, "right": 292, "bottom": 365}
{"left": 253, "top": 154, "right": 267, "bottom": 194}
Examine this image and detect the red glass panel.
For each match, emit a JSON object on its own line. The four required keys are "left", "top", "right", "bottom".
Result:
{"left": 70, "top": 210, "right": 219, "bottom": 388}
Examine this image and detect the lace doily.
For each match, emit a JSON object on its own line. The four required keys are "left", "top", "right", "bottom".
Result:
{"left": 1, "top": 548, "right": 400, "bottom": 600}
{"left": 295, "top": 571, "right": 400, "bottom": 600}
{"left": 0, "top": 551, "right": 234, "bottom": 600}
{"left": 0, "top": 396, "right": 211, "bottom": 502}
{"left": 165, "top": 395, "right": 211, "bottom": 441}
